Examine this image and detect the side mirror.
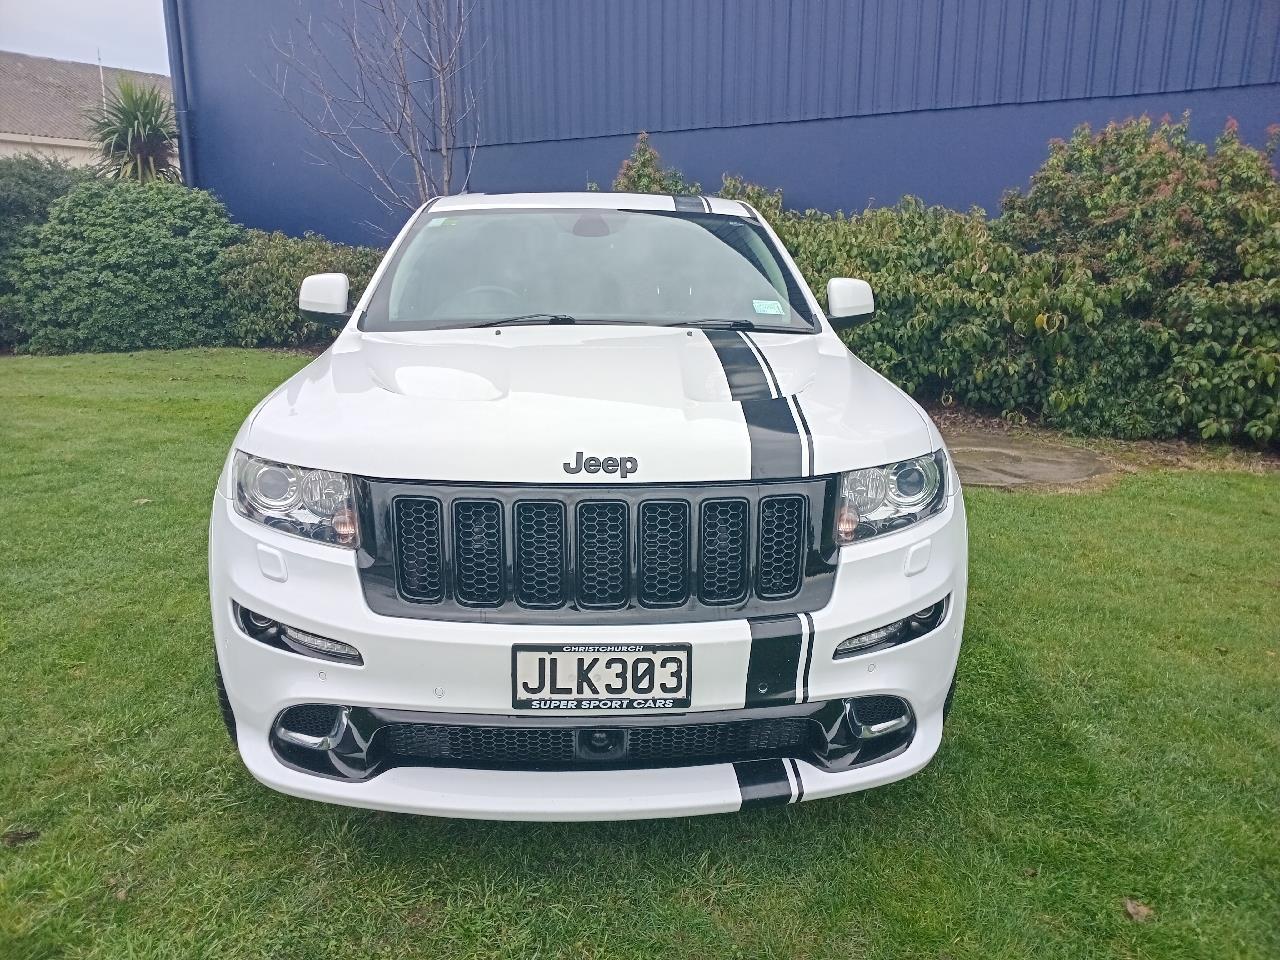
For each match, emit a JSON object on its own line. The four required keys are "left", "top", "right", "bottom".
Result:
{"left": 299, "top": 273, "right": 351, "bottom": 327}
{"left": 825, "top": 277, "right": 875, "bottom": 331}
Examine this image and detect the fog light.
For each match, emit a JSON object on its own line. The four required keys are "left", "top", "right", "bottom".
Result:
{"left": 282, "top": 625, "right": 362, "bottom": 661}
{"left": 834, "top": 620, "right": 906, "bottom": 658}
{"left": 244, "top": 609, "right": 276, "bottom": 631}
{"left": 908, "top": 601, "right": 946, "bottom": 632}
{"left": 834, "top": 596, "right": 950, "bottom": 659}
{"left": 233, "top": 602, "right": 363, "bottom": 665}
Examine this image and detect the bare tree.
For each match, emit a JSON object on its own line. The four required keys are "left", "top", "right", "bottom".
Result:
{"left": 270, "top": 0, "right": 487, "bottom": 219}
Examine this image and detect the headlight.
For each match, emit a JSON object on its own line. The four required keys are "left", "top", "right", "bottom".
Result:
{"left": 233, "top": 451, "right": 359, "bottom": 548}
{"left": 834, "top": 450, "right": 948, "bottom": 545}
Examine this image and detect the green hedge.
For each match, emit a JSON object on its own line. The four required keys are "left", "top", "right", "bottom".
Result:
{"left": 622, "top": 119, "right": 1279, "bottom": 445}
{"left": 219, "top": 230, "right": 383, "bottom": 347}
{"left": 995, "top": 118, "right": 1280, "bottom": 443}
{"left": 0, "top": 155, "right": 89, "bottom": 350}
{"left": 0, "top": 154, "right": 86, "bottom": 258}
{"left": 717, "top": 179, "right": 1166, "bottom": 439}
{"left": 8, "top": 180, "right": 242, "bottom": 353}
{"left": 3, "top": 178, "right": 384, "bottom": 353}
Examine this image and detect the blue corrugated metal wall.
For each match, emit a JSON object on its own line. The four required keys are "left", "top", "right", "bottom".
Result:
{"left": 167, "top": 0, "right": 1280, "bottom": 245}
{"left": 466, "top": 0, "right": 1279, "bottom": 144}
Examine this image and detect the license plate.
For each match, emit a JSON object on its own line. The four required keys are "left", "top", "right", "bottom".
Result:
{"left": 511, "top": 643, "right": 692, "bottom": 710}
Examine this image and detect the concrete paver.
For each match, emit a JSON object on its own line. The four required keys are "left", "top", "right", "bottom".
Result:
{"left": 940, "top": 425, "right": 1113, "bottom": 489}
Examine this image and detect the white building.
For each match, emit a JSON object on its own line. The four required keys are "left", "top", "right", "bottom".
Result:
{"left": 0, "top": 50, "right": 170, "bottom": 166}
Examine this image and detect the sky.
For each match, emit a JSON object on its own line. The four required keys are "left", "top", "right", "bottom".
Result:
{"left": 1, "top": 0, "right": 170, "bottom": 74}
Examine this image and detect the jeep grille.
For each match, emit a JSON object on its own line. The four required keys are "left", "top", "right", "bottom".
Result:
{"left": 356, "top": 477, "right": 838, "bottom": 624}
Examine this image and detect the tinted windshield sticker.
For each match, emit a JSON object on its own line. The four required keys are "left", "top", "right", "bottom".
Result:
{"left": 752, "top": 299, "right": 785, "bottom": 315}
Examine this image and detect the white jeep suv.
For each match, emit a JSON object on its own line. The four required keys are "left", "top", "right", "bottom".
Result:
{"left": 209, "top": 192, "right": 968, "bottom": 820}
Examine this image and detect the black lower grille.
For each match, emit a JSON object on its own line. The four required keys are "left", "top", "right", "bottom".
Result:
{"left": 382, "top": 724, "right": 576, "bottom": 765}
{"left": 271, "top": 699, "right": 917, "bottom": 782}
{"left": 627, "top": 718, "right": 811, "bottom": 761}
{"left": 380, "top": 716, "right": 818, "bottom": 769}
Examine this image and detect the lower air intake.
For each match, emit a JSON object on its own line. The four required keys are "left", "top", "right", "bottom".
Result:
{"left": 278, "top": 704, "right": 342, "bottom": 739}
{"left": 849, "top": 695, "right": 909, "bottom": 727}
{"left": 379, "top": 716, "right": 817, "bottom": 770}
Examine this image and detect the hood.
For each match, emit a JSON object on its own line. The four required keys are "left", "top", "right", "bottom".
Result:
{"left": 239, "top": 325, "right": 933, "bottom": 483}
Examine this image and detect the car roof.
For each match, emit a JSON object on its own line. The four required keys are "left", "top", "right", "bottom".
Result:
{"left": 428, "top": 191, "right": 755, "bottom": 217}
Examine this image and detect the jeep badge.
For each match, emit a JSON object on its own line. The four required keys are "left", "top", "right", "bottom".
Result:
{"left": 563, "top": 451, "right": 639, "bottom": 478}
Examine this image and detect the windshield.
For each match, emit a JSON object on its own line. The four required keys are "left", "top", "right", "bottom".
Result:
{"left": 360, "top": 208, "right": 817, "bottom": 333}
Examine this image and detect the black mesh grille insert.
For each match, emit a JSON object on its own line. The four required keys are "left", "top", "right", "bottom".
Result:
{"left": 452, "top": 500, "right": 504, "bottom": 606}
{"left": 393, "top": 497, "right": 444, "bottom": 602}
{"left": 279, "top": 704, "right": 341, "bottom": 739}
{"left": 627, "top": 718, "right": 812, "bottom": 761}
{"left": 698, "top": 498, "right": 749, "bottom": 604}
{"left": 576, "top": 501, "right": 628, "bottom": 608}
{"left": 380, "top": 716, "right": 816, "bottom": 769}
{"left": 638, "top": 501, "right": 690, "bottom": 607}
{"left": 850, "top": 695, "right": 908, "bottom": 727}
{"left": 514, "top": 501, "right": 566, "bottom": 608}
{"left": 756, "top": 495, "right": 806, "bottom": 600}
{"left": 383, "top": 724, "right": 576, "bottom": 764}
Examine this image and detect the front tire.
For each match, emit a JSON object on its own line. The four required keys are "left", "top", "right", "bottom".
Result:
{"left": 943, "top": 670, "right": 958, "bottom": 720}
{"left": 214, "top": 652, "right": 237, "bottom": 742}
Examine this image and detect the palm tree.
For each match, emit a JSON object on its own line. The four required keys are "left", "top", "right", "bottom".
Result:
{"left": 86, "top": 78, "right": 180, "bottom": 183}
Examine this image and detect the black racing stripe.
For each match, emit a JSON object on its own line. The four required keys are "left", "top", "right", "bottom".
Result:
{"left": 800, "top": 612, "right": 815, "bottom": 704}
{"left": 673, "top": 195, "right": 703, "bottom": 212}
{"left": 700, "top": 195, "right": 712, "bottom": 213}
{"left": 787, "top": 757, "right": 805, "bottom": 802}
{"left": 792, "top": 396, "right": 815, "bottom": 477}
{"left": 705, "top": 331, "right": 774, "bottom": 401}
{"left": 705, "top": 331, "right": 804, "bottom": 479}
{"left": 742, "top": 398, "right": 804, "bottom": 480}
{"left": 745, "top": 614, "right": 804, "bottom": 707}
{"left": 734, "top": 758, "right": 793, "bottom": 809}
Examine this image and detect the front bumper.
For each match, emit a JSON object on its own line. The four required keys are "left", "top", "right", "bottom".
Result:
{"left": 210, "top": 490, "right": 967, "bottom": 820}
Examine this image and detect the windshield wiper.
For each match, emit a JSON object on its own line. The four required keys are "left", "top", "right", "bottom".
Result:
{"left": 665, "top": 317, "right": 819, "bottom": 333}
{"left": 660, "top": 318, "right": 755, "bottom": 330}
{"left": 470, "top": 314, "right": 579, "bottom": 328}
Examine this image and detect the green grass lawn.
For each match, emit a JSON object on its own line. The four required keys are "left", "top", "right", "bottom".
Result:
{"left": 1, "top": 350, "right": 1277, "bottom": 960}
